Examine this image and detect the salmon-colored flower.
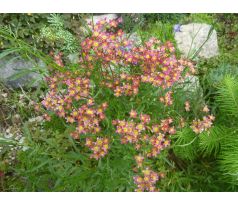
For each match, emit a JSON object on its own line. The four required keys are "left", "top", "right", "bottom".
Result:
{"left": 135, "top": 155, "right": 144, "bottom": 168}
{"left": 86, "top": 137, "right": 110, "bottom": 160}
{"left": 185, "top": 101, "right": 190, "bottom": 112}
{"left": 202, "top": 105, "right": 209, "bottom": 113}
{"left": 191, "top": 115, "right": 215, "bottom": 134}
{"left": 130, "top": 110, "right": 137, "bottom": 118}
{"left": 134, "top": 168, "right": 160, "bottom": 192}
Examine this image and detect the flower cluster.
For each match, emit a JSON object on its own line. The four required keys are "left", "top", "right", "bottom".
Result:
{"left": 191, "top": 115, "right": 215, "bottom": 134}
{"left": 41, "top": 71, "right": 108, "bottom": 139}
{"left": 148, "top": 133, "right": 171, "bottom": 157}
{"left": 160, "top": 91, "right": 173, "bottom": 106}
{"left": 140, "top": 58, "right": 195, "bottom": 89}
{"left": 113, "top": 119, "right": 144, "bottom": 144}
{"left": 113, "top": 110, "right": 179, "bottom": 191}
{"left": 114, "top": 110, "right": 176, "bottom": 158}
{"left": 85, "top": 137, "right": 110, "bottom": 159}
{"left": 160, "top": 118, "right": 176, "bottom": 134}
{"left": 113, "top": 113, "right": 152, "bottom": 144}
{"left": 133, "top": 168, "right": 160, "bottom": 192}
{"left": 80, "top": 18, "right": 196, "bottom": 97}
{"left": 101, "top": 73, "right": 141, "bottom": 97}
{"left": 81, "top": 18, "right": 134, "bottom": 68}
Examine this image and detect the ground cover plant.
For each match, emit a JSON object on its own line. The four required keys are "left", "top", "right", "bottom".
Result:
{"left": 1, "top": 14, "right": 238, "bottom": 192}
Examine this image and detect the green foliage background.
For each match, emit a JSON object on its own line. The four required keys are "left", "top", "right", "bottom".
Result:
{"left": 1, "top": 13, "right": 238, "bottom": 192}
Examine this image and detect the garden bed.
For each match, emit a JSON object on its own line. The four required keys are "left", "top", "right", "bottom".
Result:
{"left": 1, "top": 14, "right": 238, "bottom": 192}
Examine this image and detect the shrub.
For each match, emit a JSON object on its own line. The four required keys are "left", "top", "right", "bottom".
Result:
{"left": 29, "top": 18, "right": 215, "bottom": 191}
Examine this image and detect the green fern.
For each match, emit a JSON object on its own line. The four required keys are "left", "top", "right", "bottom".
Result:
{"left": 47, "top": 14, "right": 64, "bottom": 28}
{"left": 216, "top": 76, "right": 238, "bottom": 117}
{"left": 40, "top": 14, "right": 79, "bottom": 54}
{"left": 218, "top": 134, "right": 238, "bottom": 183}
{"left": 199, "top": 125, "right": 225, "bottom": 157}
{"left": 173, "top": 127, "right": 198, "bottom": 161}
{"left": 206, "top": 64, "right": 238, "bottom": 87}
{"left": 210, "top": 75, "right": 238, "bottom": 185}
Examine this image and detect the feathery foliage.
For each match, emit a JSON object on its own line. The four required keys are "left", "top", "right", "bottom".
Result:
{"left": 216, "top": 76, "right": 238, "bottom": 117}
{"left": 40, "top": 14, "right": 79, "bottom": 54}
{"left": 199, "top": 125, "right": 224, "bottom": 157}
{"left": 173, "top": 128, "right": 198, "bottom": 161}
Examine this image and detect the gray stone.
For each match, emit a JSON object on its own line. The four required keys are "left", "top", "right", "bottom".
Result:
{"left": 174, "top": 23, "right": 219, "bottom": 59}
{"left": 0, "top": 56, "right": 47, "bottom": 88}
{"left": 127, "top": 32, "right": 142, "bottom": 46}
{"left": 182, "top": 75, "right": 202, "bottom": 94}
{"left": 176, "top": 75, "right": 203, "bottom": 100}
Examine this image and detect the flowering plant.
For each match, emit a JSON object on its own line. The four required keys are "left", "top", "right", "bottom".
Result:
{"left": 39, "top": 18, "right": 214, "bottom": 191}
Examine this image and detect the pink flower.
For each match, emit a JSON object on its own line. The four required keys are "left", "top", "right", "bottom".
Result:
{"left": 203, "top": 105, "right": 210, "bottom": 113}
{"left": 185, "top": 101, "right": 190, "bottom": 112}
{"left": 130, "top": 110, "right": 137, "bottom": 118}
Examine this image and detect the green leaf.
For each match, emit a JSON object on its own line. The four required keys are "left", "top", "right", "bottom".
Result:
{"left": 216, "top": 76, "right": 238, "bottom": 117}
{"left": 199, "top": 126, "right": 225, "bottom": 157}
{"left": 0, "top": 48, "right": 20, "bottom": 60}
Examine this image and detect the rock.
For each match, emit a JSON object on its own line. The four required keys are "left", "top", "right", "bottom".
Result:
{"left": 127, "top": 32, "right": 142, "bottom": 46}
{"left": 176, "top": 75, "right": 204, "bottom": 100}
{"left": 182, "top": 75, "right": 202, "bottom": 94}
{"left": 174, "top": 23, "right": 219, "bottom": 59}
{"left": 173, "top": 75, "right": 205, "bottom": 113}
{"left": 85, "top": 14, "right": 118, "bottom": 25}
{"left": 0, "top": 55, "right": 47, "bottom": 88}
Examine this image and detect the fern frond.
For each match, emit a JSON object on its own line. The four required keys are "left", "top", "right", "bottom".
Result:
{"left": 199, "top": 125, "right": 225, "bottom": 157}
{"left": 206, "top": 64, "right": 238, "bottom": 87}
{"left": 172, "top": 127, "right": 198, "bottom": 161}
{"left": 40, "top": 14, "right": 79, "bottom": 53}
{"left": 47, "top": 14, "right": 64, "bottom": 28}
{"left": 216, "top": 75, "right": 238, "bottom": 117}
{"left": 217, "top": 128, "right": 238, "bottom": 184}
{"left": 219, "top": 145, "right": 238, "bottom": 183}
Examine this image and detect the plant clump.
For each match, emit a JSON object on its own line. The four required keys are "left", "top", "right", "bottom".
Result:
{"left": 38, "top": 18, "right": 214, "bottom": 191}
